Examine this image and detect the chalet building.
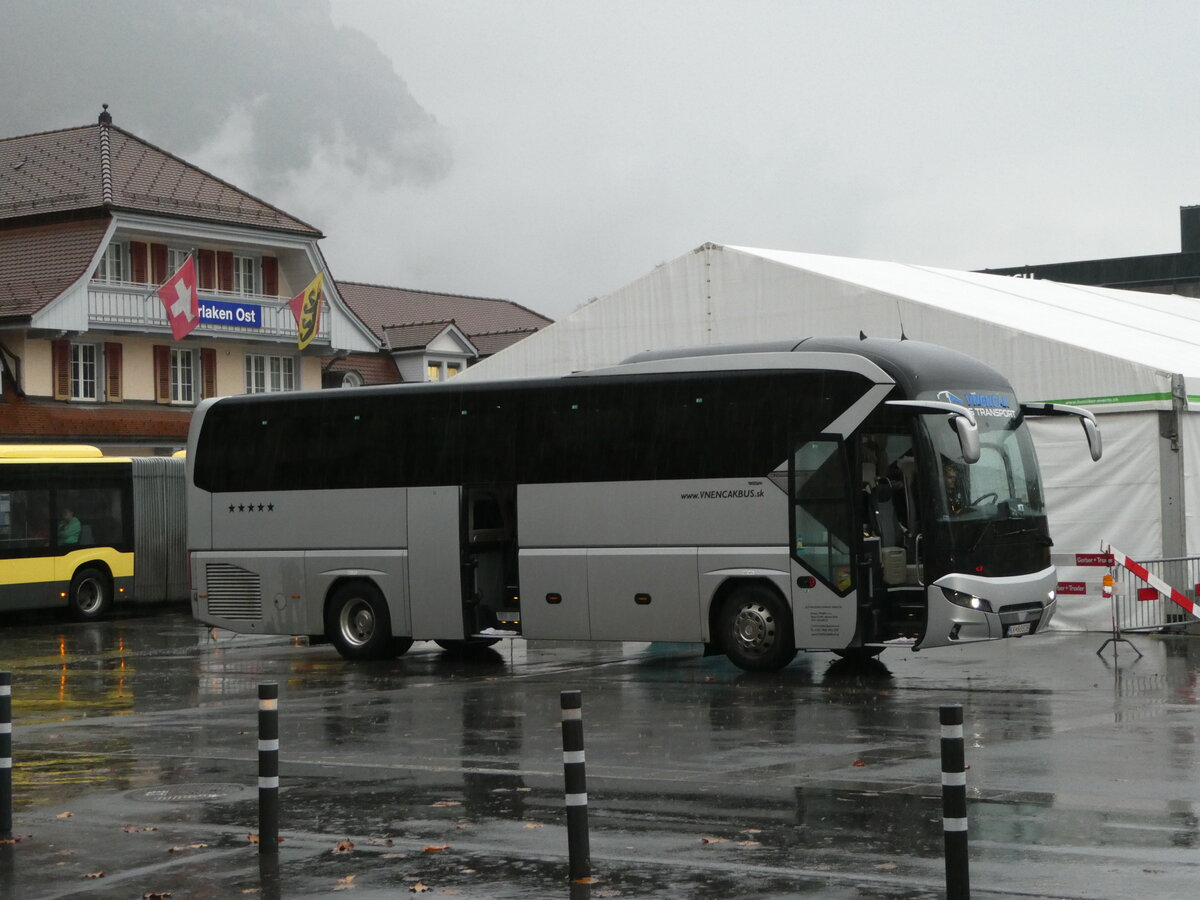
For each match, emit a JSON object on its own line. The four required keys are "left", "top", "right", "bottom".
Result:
{"left": 326, "top": 283, "right": 552, "bottom": 388}
{"left": 0, "top": 108, "right": 549, "bottom": 453}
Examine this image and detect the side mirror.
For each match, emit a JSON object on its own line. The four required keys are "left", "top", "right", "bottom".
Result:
{"left": 952, "top": 414, "right": 980, "bottom": 464}
{"left": 1019, "top": 402, "right": 1102, "bottom": 462}
{"left": 1082, "top": 416, "right": 1102, "bottom": 462}
{"left": 884, "top": 398, "right": 980, "bottom": 464}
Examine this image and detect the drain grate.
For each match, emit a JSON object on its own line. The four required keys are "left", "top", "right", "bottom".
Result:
{"left": 126, "top": 783, "right": 250, "bottom": 803}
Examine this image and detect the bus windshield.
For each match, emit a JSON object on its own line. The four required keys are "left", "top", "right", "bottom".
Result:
{"left": 920, "top": 411, "right": 1050, "bottom": 578}
{"left": 925, "top": 413, "right": 1044, "bottom": 521}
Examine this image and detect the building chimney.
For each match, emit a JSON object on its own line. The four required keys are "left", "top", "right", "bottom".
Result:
{"left": 1181, "top": 205, "right": 1200, "bottom": 252}
{"left": 98, "top": 103, "right": 112, "bottom": 126}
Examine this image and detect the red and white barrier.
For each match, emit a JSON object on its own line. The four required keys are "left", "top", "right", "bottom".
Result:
{"left": 1107, "top": 547, "right": 1196, "bottom": 617}
{"left": 1052, "top": 550, "right": 1198, "bottom": 633}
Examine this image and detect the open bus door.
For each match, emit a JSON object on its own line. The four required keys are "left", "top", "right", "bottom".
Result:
{"left": 788, "top": 437, "right": 858, "bottom": 649}
{"left": 406, "top": 485, "right": 519, "bottom": 646}
{"left": 462, "top": 485, "right": 520, "bottom": 639}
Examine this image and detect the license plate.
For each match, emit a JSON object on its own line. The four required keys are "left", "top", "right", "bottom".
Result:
{"left": 1007, "top": 622, "right": 1032, "bottom": 636}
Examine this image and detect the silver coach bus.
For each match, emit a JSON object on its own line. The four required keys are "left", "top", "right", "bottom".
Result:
{"left": 185, "top": 337, "right": 1100, "bottom": 671}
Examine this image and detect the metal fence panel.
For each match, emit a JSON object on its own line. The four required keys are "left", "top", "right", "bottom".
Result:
{"left": 1113, "top": 555, "right": 1200, "bottom": 632}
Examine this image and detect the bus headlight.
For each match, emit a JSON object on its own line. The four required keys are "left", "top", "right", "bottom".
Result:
{"left": 942, "top": 587, "right": 993, "bottom": 613}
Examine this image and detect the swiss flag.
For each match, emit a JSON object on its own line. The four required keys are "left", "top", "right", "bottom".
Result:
{"left": 157, "top": 256, "right": 199, "bottom": 341}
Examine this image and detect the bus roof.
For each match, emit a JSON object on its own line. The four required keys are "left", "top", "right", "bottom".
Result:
{"left": 620, "top": 337, "right": 1013, "bottom": 398}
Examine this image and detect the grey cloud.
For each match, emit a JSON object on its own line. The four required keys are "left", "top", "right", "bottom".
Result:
{"left": 0, "top": 0, "right": 451, "bottom": 198}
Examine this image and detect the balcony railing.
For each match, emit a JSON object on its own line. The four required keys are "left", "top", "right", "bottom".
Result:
{"left": 87, "top": 281, "right": 330, "bottom": 343}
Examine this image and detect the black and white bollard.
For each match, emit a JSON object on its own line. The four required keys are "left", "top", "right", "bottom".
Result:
{"left": 560, "top": 690, "right": 591, "bottom": 881}
{"left": 258, "top": 683, "right": 279, "bottom": 854}
{"left": 1, "top": 672, "right": 11, "bottom": 837}
{"left": 940, "top": 704, "right": 970, "bottom": 899}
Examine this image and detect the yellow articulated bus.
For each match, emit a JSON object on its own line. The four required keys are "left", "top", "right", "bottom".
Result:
{"left": 0, "top": 446, "right": 187, "bottom": 619}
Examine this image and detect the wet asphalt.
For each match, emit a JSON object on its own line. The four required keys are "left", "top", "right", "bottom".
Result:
{"left": 0, "top": 606, "right": 1198, "bottom": 899}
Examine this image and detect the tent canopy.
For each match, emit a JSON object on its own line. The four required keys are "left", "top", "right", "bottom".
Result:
{"left": 462, "top": 243, "right": 1200, "bottom": 414}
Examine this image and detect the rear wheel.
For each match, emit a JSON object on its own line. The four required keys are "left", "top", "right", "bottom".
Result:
{"left": 719, "top": 584, "right": 796, "bottom": 672}
{"left": 325, "top": 582, "right": 401, "bottom": 660}
{"left": 68, "top": 567, "right": 112, "bottom": 621}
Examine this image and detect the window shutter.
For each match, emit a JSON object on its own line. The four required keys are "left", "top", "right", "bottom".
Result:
{"left": 130, "top": 241, "right": 148, "bottom": 283}
{"left": 201, "top": 347, "right": 217, "bottom": 399}
{"left": 104, "top": 343, "right": 123, "bottom": 403}
{"left": 261, "top": 256, "right": 279, "bottom": 297}
{"left": 52, "top": 339, "right": 71, "bottom": 401}
{"left": 197, "top": 249, "right": 216, "bottom": 291}
{"left": 217, "top": 251, "right": 234, "bottom": 292}
{"left": 153, "top": 345, "right": 171, "bottom": 404}
{"left": 151, "top": 243, "right": 169, "bottom": 284}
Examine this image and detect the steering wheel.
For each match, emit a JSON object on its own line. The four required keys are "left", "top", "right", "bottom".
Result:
{"left": 970, "top": 492, "right": 998, "bottom": 506}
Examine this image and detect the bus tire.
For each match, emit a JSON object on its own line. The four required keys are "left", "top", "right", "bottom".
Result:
{"left": 68, "top": 567, "right": 112, "bottom": 621}
{"left": 325, "top": 582, "right": 397, "bottom": 661}
{"left": 719, "top": 584, "right": 796, "bottom": 672}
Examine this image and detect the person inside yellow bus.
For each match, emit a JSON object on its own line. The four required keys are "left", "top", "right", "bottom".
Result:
{"left": 57, "top": 506, "right": 81, "bottom": 545}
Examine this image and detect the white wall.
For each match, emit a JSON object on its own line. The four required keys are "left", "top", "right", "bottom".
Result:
{"left": 1185, "top": 413, "right": 1200, "bottom": 557}
{"left": 1031, "top": 413, "right": 1163, "bottom": 631}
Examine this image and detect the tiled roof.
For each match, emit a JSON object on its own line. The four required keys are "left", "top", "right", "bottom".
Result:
{"left": 469, "top": 327, "right": 541, "bottom": 356}
{"left": 0, "top": 121, "right": 320, "bottom": 235}
{"left": 0, "top": 218, "right": 110, "bottom": 318}
{"left": 383, "top": 320, "right": 460, "bottom": 351}
{"left": 323, "top": 354, "right": 400, "bottom": 385}
{"left": 0, "top": 390, "right": 191, "bottom": 443}
{"left": 337, "top": 282, "right": 552, "bottom": 345}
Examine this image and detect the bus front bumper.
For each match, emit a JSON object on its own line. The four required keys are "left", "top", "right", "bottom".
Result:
{"left": 918, "top": 566, "right": 1058, "bottom": 649}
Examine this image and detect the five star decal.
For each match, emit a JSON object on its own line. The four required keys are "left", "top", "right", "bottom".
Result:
{"left": 228, "top": 502, "right": 274, "bottom": 513}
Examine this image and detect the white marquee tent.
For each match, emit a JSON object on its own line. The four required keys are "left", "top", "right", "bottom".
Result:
{"left": 460, "top": 243, "right": 1200, "bottom": 629}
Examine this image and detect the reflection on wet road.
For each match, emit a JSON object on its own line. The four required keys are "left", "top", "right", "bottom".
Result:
{"left": 1, "top": 607, "right": 1199, "bottom": 898}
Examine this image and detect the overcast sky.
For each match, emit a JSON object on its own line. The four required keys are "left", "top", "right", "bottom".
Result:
{"left": 4, "top": 1, "right": 1200, "bottom": 320}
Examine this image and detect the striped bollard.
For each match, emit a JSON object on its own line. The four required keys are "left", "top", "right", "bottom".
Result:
{"left": 560, "top": 690, "right": 591, "bottom": 881}
{"left": 258, "top": 683, "right": 279, "bottom": 854}
{"left": 1, "top": 672, "right": 11, "bottom": 837}
{"left": 940, "top": 704, "right": 970, "bottom": 899}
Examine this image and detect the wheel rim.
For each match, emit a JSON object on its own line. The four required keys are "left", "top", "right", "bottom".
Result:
{"left": 732, "top": 602, "right": 777, "bottom": 656}
{"left": 338, "top": 598, "right": 376, "bottom": 647}
{"left": 75, "top": 577, "right": 104, "bottom": 615}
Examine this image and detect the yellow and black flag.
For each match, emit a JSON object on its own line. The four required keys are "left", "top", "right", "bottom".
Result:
{"left": 288, "top": 272, "right": 324, "bottom": 349}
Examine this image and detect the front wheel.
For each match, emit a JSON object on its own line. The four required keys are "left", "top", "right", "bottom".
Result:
{"left": 719, "top": 584, "right": 796, "bottom": 672}
{"left": 325, "top": 582, "right": 401, "bottom": 661}
{"left": 68, "top": 567, "right": 112, "bottom": 621}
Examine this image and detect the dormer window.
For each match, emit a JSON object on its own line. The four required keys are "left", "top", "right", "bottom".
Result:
{"left": 426, "top": 360, "right": 465, "bottom": 382}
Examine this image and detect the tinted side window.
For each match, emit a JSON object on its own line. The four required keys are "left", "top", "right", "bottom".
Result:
{"left": 194, "top": 369, "right": 874, "bottom": 491}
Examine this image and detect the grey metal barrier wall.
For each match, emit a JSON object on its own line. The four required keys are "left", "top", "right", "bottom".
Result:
{"left": 132, "top": 456, "right": 189, "bottom": 603}
{"left": 1113, "top": 555, "right": 1200, "bottom": 632}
